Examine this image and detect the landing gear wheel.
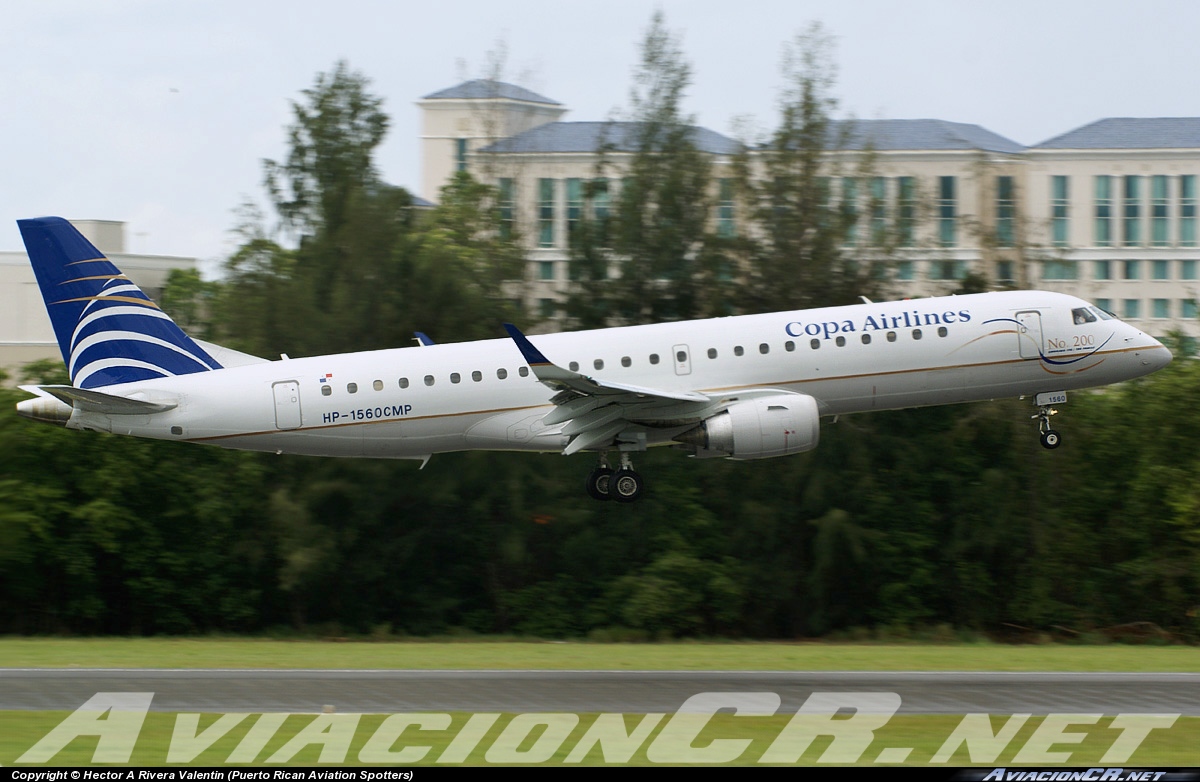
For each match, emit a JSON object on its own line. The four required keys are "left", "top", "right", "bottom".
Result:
{"left": 609, "top": 469, "right": 644, "bottom": 503}
{"left": 586, "top": 467, "right": 613, "bottom": 501}
{"left": 1040, "top": 430, "right": 1061, "bottom": 450}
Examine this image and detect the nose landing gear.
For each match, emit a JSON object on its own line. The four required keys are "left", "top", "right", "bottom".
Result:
{"left": 1033, "top": 404, "right": 1061, "bottom": 450}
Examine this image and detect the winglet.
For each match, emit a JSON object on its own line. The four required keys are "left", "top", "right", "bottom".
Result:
{"left": 503, "top": 323, "right": 552, "bottom": 367}
{"left": 414, "top": 332, "right": 435, "bottom": 347}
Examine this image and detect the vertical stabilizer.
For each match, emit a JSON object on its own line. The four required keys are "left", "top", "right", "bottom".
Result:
{"left": 17, "top": 216, "right": 221, "bottom": 389}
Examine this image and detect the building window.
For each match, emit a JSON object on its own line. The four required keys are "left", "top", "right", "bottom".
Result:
{"left": 938, "top": 176, "right": 956, "bottom": 247}
{"left": 566, "top": 178, "right": 583, "bottom": 240}
{"left": 1153, "top": 299, "right": 1170, "bottom": 319}
{"left": 591, "top": 178, "right": 611, "bottom": 245}
{"left": 455, "top": 138, "right": 468, "bottom": 172}
{"left": 1043, "top": 260, "right": 1077, "bottom": 280}
{"left": 1123, "top": 175, "right": 1142, "bottom": 247}
{"left": 996, "top": 175, "right": 1015, "bottom": 247}
{"left": 897, "top": 176, "right": 916, "bottom": 247}
{"left": 1182, "top": 299, "right": 1198, "bottom": 319}
{"left": 870, "top": 177, "right": 887, "bottom": 244}
{"left": 1151, "top": 175, "right": 1169, "bottom": 247}
{"left": 932, "top": 259, "right": 966, "bottom": 280}
{"left": 1181, "top": 175, "right": 1197, "bottom": 247}
{"left": 539, "top": 298, "right": 556, "bottom": 319}
{"left": 1051, "top": 175, "right": 1069, "bottom": 247}
{"left": 997, "top": 260, "right": 1014, "bottom": 283}
{"left": 539, "top": 261, "right": 555, "bottom": 281}
{"left": 1123, "top": 299, "right": 1141, "bottom": 319}
{"left": 717, "top": 178, "right": 735, "bottom": 238}
{"left": 1095, "top": 175, "right": 1113, "bottom": 246}
{"left": 1181, "top": 260, "right": 1197, "bottom": 280}
{"left": 1096, "top": 298, "right": 1113, "bottom": 314}
{"left": 1124, "top": 260, "right": 1141, "bottom": 280}
{"left": 842, "top": 177, "right": 859, "bottom": 246}
{"left": 1152, "top": 259, "right": 1170, "bottom": 280}
{"left": 538, "top": 178, "right": 555, "bottom": 248}
{"left": 498, "top": 178, "right": 515, "bottom": 240}
{"left": 1094, "top": 260, "right": 1111, "bottom": 280}
{"left": 895, "top": 260, "right": 915, "bottom": 281}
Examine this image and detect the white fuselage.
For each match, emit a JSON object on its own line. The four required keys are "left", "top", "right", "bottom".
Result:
{"left": 71, "top": 290, "right": 1171, "bottom": 460}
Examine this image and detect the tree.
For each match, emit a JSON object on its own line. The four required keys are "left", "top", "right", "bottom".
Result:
{"left": 263, "top": 60, "right": 389, "bottom": 238}
{"left": 571, "top": 11, "right": 721, "bottom": 325}
{"left": 733, "top": 22, "right": 888, "bottom": 313}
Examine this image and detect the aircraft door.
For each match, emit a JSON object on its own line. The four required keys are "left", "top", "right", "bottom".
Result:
{"left": 272, "top": 381, "right": 303, "bottom": 430}
{"left": 1016, "top": 311, "right": 1043, "bottom": 360}
{"left": 672, "top": 344, "right": 692, "bottom": 375}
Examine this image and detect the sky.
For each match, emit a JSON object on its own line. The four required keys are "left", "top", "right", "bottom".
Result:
{"left": 3, "top": 0, "right": 1199, "bottom": 273}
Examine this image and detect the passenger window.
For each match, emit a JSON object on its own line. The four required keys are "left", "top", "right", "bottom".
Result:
{"left": 887, "top": 332, "right": 897, "bottom": 342}
{"left": 676, "top": 350, "right": 687, "bottom": 363}
{"left": 569, "top": 361, "right": 579, "bottom": 371}
{"left": 424, "top": 375, "right": 434, "bottom": 386}
{"left": 785, "top": 341, "right": 795, "bottom": 352}
{"left": 450, "top": 372, "right": 461, "bottom": 384}
{"left": 861, "top": 334, "right": 872, "bottom": 345}
{"left": 594, "top": 359, "right": 604, "bottom": 370}
{"left": 734, "top": 346, "right": 744, "bottom": 356}
{"left": 912, "top": 329, "right": 923, "bottom": 340}
{"left": 707, "top": 348, "right": 718, "bottom": 359}
{"left": 372, "top": 379, "right": 383, "bottom": 391}
{"left": 347, "top": 383, "right": 358, "bottom": 393}
{"left": 472, "top": 370, "right": 482, "bottom": 382}
{"left": 810, "top": 339, "right": 820, "bottom": 350}
{"left": 759, "top": 343, "right": 769, "bottom": 354}
{"left": 519, "top": 366, "right": 529, "bottom": 377}
{"left": 497, "top": 368, "right": 508, "bottom": 379}
{"left": 399, "top": 377, "right": 409, "bottom": 389}
{"left": 321, "top": 385, "right": 332, "bottom": 396}
{"left": 938, "top": 326, "right": 948, "bottom": 337}
{"left": 650, "top": 354, "right": 660, "bottom": 365}
{"left": 835, "top": 336, "right": 846, "bottom": 347}
{"left": 621, "top": 356, "right": 631, "bottom": 367}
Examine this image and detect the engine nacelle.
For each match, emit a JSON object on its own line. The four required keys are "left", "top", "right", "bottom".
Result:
{"left": 675, "top": 394, "right": 820, "bottom": 460}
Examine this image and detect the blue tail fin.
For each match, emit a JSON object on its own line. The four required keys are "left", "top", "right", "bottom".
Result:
{"left": 17, "top": 217, "right": 221, "bottom": 389}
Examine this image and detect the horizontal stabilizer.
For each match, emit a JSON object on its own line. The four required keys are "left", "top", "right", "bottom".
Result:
{"left": 21, "top": 384, "right": 177, "bottom": 415}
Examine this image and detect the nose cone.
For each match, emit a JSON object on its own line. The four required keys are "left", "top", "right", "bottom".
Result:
{"left": 1147, "top": 340, "right": 1173, "bottom": 371}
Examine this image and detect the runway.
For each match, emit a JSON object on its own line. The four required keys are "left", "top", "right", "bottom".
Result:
{"left": 2, "top": 669, "right": 1198, "bottom": 714}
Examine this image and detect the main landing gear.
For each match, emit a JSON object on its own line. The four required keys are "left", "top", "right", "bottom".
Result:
{"left": 586, "top": 453, "right": 644, "bottom": 503}
{"left": 1033, "top": 404, "right": 1061, "bottom": 450}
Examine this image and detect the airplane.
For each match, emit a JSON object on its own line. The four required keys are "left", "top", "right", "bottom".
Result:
{"left": 15, "top": 216, "right": 1173, "bottom": 502}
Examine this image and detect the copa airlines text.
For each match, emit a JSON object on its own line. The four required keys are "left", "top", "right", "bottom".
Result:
{"left": 16, "top": 217, "right": 1172, "bottom": 502}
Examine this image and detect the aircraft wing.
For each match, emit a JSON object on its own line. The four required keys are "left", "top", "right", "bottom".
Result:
{"left": 503, "top": 324, "right": 715, "bottom": 455}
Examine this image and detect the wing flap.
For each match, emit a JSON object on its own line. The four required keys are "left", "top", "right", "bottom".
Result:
{"left": 504, "top": 323, "right": 713, "bottom": 454}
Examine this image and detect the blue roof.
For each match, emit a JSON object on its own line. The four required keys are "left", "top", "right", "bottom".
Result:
{"left": 479, "top": 121, "right": 743, "bottom": 155}
{"left": 822, "top": 119, "right": 1025, "bottom": 154}
{"left": 422, "top": 80, "right": 561, "bottom": 106}
{"left": 1033, "top": 118, "right": 1200, "bottom": 149}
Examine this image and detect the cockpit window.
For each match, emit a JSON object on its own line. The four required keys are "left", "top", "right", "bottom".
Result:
{"left": 1092, "top": 306, "right": 1115, "bottom": 321}
{"left": 1072, "top": 307, "right": 1097, "bottom": 325}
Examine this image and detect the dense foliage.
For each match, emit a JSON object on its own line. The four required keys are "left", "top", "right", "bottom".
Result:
{"left": 1, "top": 24, "right": 1196, "bottom": 641}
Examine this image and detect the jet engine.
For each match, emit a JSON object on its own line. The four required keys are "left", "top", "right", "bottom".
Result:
{"left": 675, "top": 393, "right": 820, "bottom": 460}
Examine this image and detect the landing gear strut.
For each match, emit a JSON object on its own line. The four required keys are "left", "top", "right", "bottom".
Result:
{"left": 1033, "top": 405, "right": 1061, "bottom": 450}
{"left": 587, "top": 453, "right": 644, "bottom": 502}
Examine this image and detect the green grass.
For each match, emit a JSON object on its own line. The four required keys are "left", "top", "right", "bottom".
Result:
{"left": 0, "top": 637, "right": 1197, "bottom": 671}
{"left": 3, "top": 710, "right": 1197, "bottom": 766}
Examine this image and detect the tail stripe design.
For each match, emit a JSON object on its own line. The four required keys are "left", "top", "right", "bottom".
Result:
{"left": 18, "top": 217, "right": 221, "bottom": 389}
